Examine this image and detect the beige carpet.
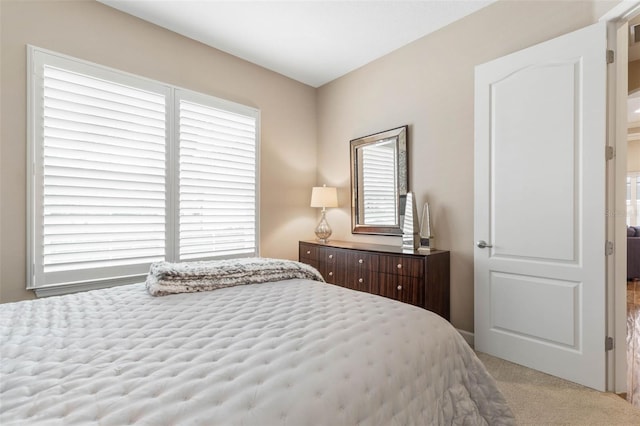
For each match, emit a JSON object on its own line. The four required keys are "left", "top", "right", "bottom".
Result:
{"left": 477, "top": 352, "right": 640, "bottom": 425}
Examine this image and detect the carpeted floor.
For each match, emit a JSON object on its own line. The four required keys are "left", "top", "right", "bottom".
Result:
{"left": 477, "top": 352, "right": 640, "bottom": 425}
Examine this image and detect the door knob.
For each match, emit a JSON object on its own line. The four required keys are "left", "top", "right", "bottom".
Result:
{"left": 476, "top": 240, "right": 493, "bottom": 249}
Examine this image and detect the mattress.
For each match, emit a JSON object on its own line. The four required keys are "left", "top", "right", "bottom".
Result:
{"left": 1, "top": 279, "right": 514, "bottom": 425}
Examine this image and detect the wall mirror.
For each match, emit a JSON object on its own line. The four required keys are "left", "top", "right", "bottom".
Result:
{"left": 350, "top": 125, "right": 408, "bottom": 235}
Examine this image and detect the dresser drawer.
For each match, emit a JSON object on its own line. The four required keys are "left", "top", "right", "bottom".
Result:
{"left": 299, "top": 258, "right": 319, "bottom": 271}
{"left": 346, "top": 251, "right": 379, "bottom": 272}
{"left": 379, "top": 255, "right": 424, "bottom": 277}
{"left": 321, "top": 248, "right": 341, "bottom": 264}
{"left": 299, "top": 243, "right": 318, "bottom": 261}
{"left": 377, "top": 273, "right": 420, "bottom": 306}
{"left": 344, "top": 251, "right": 378, "bottom": 293}
{"left": 318, "top": 247, "right": 346, "bottom": 284}
{"left": 298, "top": 243, "right": 319, "bottom": 271}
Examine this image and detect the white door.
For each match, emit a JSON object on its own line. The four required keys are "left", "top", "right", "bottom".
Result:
{"left": 474, "top": 22, "right": 608, "bottom": 390}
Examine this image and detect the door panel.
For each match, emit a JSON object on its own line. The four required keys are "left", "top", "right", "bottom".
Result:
{"left": 492, "top": 62, "right": 578, "bottom": 262}
{"left": 490, "top": 272, "right": 579, "bottom": 347}
{"left": 475, "top": 22, "right": 607, "bottom": 390}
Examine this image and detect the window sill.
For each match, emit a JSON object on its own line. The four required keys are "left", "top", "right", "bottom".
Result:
{"left": 31, "top": 276, "right": 145, "bottom": 298}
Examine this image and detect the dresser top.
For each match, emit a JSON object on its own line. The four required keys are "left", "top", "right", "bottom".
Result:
{"left": 300, "top": 240, "right": 448, "bottom": 257}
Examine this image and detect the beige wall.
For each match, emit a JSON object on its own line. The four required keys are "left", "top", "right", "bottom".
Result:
{"left": 630, "top": 140, "right": 640, "bottom": 171}
{"left": 0, "top": 0, "right": 620, "bottom": 330}
{"left": 316, "top": 0, "right": 616, "bottom": 332}
{"left": 0, "top": 0, "right": 318, "bottom": 303}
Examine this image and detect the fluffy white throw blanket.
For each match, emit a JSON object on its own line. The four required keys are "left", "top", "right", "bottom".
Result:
{"left": 146, "top": 257, "right": 324, "bottom": 296}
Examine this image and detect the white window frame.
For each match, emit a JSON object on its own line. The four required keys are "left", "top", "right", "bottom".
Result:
{"left": 27, "top": 46, "right": 260, "bottom": 296}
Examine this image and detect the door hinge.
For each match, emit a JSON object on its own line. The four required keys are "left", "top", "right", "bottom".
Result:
{"left": 606, "top": 146, "right": 615, "bottom": 160}
{"left": 605, "top": 336, "right": 614, "bottom": 351}
{"left": 606, "top": 241, "right": 614, "bottom": 256}
{"left": 607, "top": 49, "right": 615, "bottom": 64}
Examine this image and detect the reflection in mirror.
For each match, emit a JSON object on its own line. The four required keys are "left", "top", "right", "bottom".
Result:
{"left": 350, "top": 126, "right": 408, "bottom": 235}
{"left": 360, "top": 138, "right": 397, "bottom": 224}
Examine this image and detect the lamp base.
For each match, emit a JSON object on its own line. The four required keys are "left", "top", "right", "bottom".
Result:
{"left": 315, "top": 210, "right": 332, "bottom": 242}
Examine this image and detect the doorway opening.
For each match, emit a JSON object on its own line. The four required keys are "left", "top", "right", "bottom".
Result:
{"left": 625, "top": 16, "right": 640, "bottom": 405}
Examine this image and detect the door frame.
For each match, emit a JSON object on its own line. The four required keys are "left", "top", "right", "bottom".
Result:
{"left": 601, "top": 1, "right": 640, "bottom": 393}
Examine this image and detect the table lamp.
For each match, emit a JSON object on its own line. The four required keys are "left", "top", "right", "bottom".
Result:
{"left": 310, "top": 185, "right": 338, "bottom": 242}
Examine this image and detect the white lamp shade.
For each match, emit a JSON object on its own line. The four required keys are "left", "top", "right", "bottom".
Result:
{"left": 310, "top": 186, "right": 338, "bottom": 208}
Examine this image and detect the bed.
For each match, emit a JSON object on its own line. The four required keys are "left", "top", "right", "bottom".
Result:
{"left": 1, "top": 260, "right": 514, "bottom": 425}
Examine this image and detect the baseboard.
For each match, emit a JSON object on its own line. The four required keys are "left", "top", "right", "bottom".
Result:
{"left": 457, "top": 328, "right": 474, "bottom": 348}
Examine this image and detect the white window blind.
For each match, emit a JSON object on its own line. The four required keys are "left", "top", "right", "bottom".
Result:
{"left": 361, "top": 140, "right": 398, "bottom": 225}
{"left": 28, "top": 47, "right": 259, "bottom": 294}
{"left": 43, "top": 64, "right": 167, "bottom": 271}
{"left": 178, "top": 95, "right": 257, "bottom": 259}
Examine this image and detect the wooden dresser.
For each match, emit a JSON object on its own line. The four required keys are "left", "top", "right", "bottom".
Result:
{"left": 299, "top": 240, "right": 450, "bottom": 320}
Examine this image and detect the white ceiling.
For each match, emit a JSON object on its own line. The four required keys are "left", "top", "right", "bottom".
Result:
{"left": 98, "top": 0, "right": 495, "bottom": 87}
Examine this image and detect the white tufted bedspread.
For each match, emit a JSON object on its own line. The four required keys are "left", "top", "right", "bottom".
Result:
{"left": 0, "top": 279, "right": 514, "bottom": 425}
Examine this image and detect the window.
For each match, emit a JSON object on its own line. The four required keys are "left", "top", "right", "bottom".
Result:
{"left": 628, "top": 172, "right": 640, "bottom": 226}
{"left": 28, "top": 47, "right": 259, "bottom": 295}
{"left": 177, "top": 95, "right": 257, "bottom": 260}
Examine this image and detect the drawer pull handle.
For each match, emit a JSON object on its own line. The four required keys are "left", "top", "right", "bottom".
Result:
{"left": 358, "top": 259, "right": 363, "bottom": 264}
{"left": 329, "top": 272, "right": 333, "bottom": 276}
{"left": 358, "top": 278, "right": 363, "bottom": 283}
{"left": 329, "top": 254, "right": 333, "bottom": 259}
{"left": 397, "top": 264, "right": 402, "bottom": 269}
{"left": 397, "top": 285, "right": 403, "bottom": 291}
{"left": 306, "top": 250, "right": 311, "bottom": 255}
